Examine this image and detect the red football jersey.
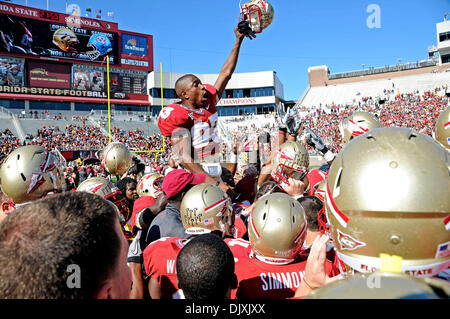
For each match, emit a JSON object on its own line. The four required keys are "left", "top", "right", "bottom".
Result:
{"left": 157, "top": 84, "right": 220, "bottom": 161}
{"left": 305, "top": 169, "right": 328, "bottom": 196}
{"left": 231, "top": 240, "right": 339, "bottom": 299}
{"left": 142, "top": 236, "right": 184, "bottom": 299}
{"left": 143, "top": 236, "right": 256, "bottom": 299}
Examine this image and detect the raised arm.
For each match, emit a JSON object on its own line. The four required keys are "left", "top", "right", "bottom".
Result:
{"left": 214, "top": 25, "right": 246, "bottom": 101}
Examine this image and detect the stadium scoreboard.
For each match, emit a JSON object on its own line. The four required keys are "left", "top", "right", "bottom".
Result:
{"left": 0, "top": 0, "right": 153, "bottom": 104}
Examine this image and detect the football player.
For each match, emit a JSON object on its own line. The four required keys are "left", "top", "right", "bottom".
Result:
{"left": 142, "top": 183, "right": 236, "bottom": 299}
{"left": 127, "top": 172, "right": 164, "bottom": 299}
{"left": 297, "top": 195, "right": 335, "bottom": 262}
{"left": 157, "top": 22, "right": 255, "bottom": 197}
{"left": 232, "top": 192, "right": 339, "bottom": 299}
{"left": 296, "top": 127, "right": 450, "bottom": 297}
{"left": 76, "top": 176, "right": 132, "bottom": 240}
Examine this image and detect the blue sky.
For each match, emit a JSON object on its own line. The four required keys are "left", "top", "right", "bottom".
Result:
{"left": 9, "top": 0, "right": 450, "bottom": 100}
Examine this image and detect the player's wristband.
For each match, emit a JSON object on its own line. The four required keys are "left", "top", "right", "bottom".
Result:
{"left": 323, "top": 150, "right": 335, "bottom": 162}
{"left": 293, "top": 194, "right": 304, "bottom": 200}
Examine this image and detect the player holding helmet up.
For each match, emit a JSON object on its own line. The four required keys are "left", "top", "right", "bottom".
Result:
{"left": 157, "top": 18, "right": 262, "bottom": 198}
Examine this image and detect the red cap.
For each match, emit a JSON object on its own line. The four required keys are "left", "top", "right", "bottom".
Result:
{"left": 130, "top": 196, "right": 156, "bottom": 229}
{"left": 162, "top": 169, "right": 206, "bottom": 199}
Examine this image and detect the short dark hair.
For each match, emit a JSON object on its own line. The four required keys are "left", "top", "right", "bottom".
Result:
{"left": 176, "top": 233, "right": 236, "bottom": 299}
{"left": 167, "top": 183, "right": 193, "bottom": 204}
{"left": 0, "top": 191, "right": 121, "bottom": 298}
{"left": 175, "top": 74, "right": 197, "bottom": 98}
{"left": 116, "top": 177, "right": 137, "bottom": 194}
{"left": 297, "top": 195, "right": 323, "bottom": 232}
{"left": 255, "top": 181, "right": 281, "bottom": 201}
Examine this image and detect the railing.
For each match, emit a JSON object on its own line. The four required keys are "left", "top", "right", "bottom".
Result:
{"left": 294, "top": 85, "right": 310, "bottom": 109}
{"left": 329, "top": 59, "right": 437, "bottom": 80}
{"left": 0, "top": 106, "right": 14, "bottom": 118}
{"left": 54, "top": 147, "right": 67, "bottom": 165}
{"left": 11, "top": 114, "right": 25, "bottom": 142}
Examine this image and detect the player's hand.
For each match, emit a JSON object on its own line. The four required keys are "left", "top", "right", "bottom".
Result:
{"left": 305, "top": 127, "right": 329, "bottom": 155}
{"left": 284, "top": 177, "right": 306, "bottom": 197}
{"left": 285, "top": 110, "right": 302, "bottom": 137}
{"left": 219, "top": 182, "right": 236, "bottom": 198}
{"left": 237, "top": 20, "right": 256, "bottom": 40}
{"left": 276, "top": 102, "right": 288, "bottom": 129}
{"left": 304, "top": 234, "right": 341, "bottom": 289}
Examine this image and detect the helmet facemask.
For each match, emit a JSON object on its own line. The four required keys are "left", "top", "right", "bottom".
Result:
{"left": 271, "top": 148, "right": 309, "bottom": 192}
{"left": 239, "top": 0, "right": 274, "bottom": 33}
{"left": 137, "top": 173, "right": 163, "bottom": 198}
{"left": 86, "top": 43, "right": 101, "bottom": 61}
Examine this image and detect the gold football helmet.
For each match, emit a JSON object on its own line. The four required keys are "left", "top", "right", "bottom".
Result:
{"left": 0, "top": 145, "right": 63, "bottom": 204}
{"left": 180, "top": 183, "right": 234, "bottom": 237}
{"left": 434, "top": 106, "right": 450, "bottom": 151}
{"left": 271, "top": 141, "right": 309, "bottom": 192}
{"left": 77, "top": 176, "right": 131, "bottom": 238}
{"left": 52, "top": 27, "right": 79, "bottom": 55}
{"left": 248, "top": 192, "right": 307, "bottom": 264}
{"left": 306, "top": 272, "right": 449, "bottom": 299}
{"left": 239, "top": 0, "right": 274, "bottom": 33}
{"left": 314, "top": 178, "right": 327, "bottom": 203}
{"left": 98, "top": 142, "right": 133, "bottom": 177}
{"left": 325, "top": 127, "right": 450, "bottom": 277}
{"left": 137, "top": 172, "right": 163, "bottom": 198}
{"left": 339, "top": 111, "right": 381, "bottom": 147}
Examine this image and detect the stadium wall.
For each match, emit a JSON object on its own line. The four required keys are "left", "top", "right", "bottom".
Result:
{"left": 309, "top": 63, "right": 450, "bottom": 88}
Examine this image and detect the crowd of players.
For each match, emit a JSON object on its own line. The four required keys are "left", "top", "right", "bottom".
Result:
{"left": 0, "top": 21, "right": 449, "bottom": 300}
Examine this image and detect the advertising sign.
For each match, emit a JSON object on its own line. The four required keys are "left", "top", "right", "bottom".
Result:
{"left": 28, "top": 61, "right": 71, "bottom": 88}
{"left": 121, "top": 33, "right": 147, "bottom": 56}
